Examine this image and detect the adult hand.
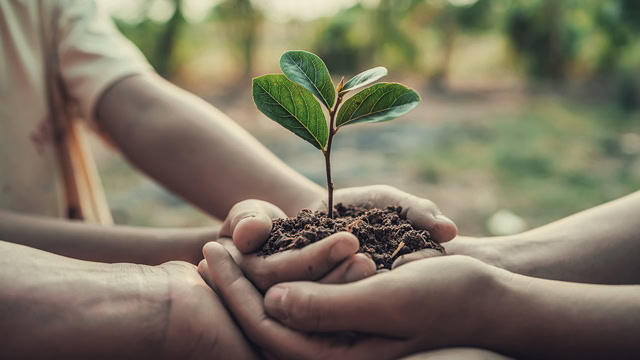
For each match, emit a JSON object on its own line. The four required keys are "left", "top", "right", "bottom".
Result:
{"left": 216, "top": 185, "right": 458, "bottom": 291}
{"left": 215, "top": 200, "right": 377, "bottom": 291}
{"left": 158, "top": 260, "right": 258, "bottom": 359}
{"left": 201, "top": 242, "right": 499, "bottom": 360}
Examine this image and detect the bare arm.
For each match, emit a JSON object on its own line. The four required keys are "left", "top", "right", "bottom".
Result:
{"left": 0, "top": 240, "right": 257, "bottom": 359}
{"left": 492, "top": 269, "right": 640, "bottom": 359}
{"left": 446, "top": 190, "right": 640, "bottom": 284}
{"left": 96, "top": 74, "right": 324, "bottom": 219}
{"left": 0, "top": 240, "right": 169, "bottom": 358}
{"left": 0, "top": 210, "right": 216, "bottom": 265}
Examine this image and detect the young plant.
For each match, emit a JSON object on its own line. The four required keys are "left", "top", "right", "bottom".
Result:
{"left": 252, "top": 50, "right": 420, "bottom": 218}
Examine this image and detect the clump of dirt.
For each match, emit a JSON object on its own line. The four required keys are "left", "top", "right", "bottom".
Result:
{"left": 258, "top": 203, "right": 445, "bottom": 270}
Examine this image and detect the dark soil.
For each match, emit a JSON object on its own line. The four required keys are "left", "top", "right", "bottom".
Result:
{"left": 258, "top": 203, "right": 445, "bottom": 270}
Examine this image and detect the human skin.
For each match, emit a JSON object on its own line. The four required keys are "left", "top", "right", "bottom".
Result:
{"left": 96, "top": 73, "right": 325, "bottom": 219}
{"left": 0, "top": 232, "right": 379, "bottom": 359}
{"left": 1, "top": 71, "right": 461, "bottom": 357}
{"left": 0, "top": 184, "right": 455, "bottom": 291}
{"left": 436, "top": 190, "right": 640, "bottom": 284}
{"left": 0, "top": 240, "right": 257, "bottom": 359}
{"left": 0, "top": 73, "right": 456, "bottom": 267}
{"left": 0, "top": 209, "right": 218, "bottom": 265}
{"left": 203, "top": 242, "right": 640, "bottom": 360}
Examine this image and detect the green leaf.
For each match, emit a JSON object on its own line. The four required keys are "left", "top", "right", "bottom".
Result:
{"left": 340, "top": 66, "right": 387, "bottom": 95}
{"left": 252, "top": 74, "right": 328, "bottom": 150}
{"left": 336, "top": 83, "right": 420, "bottom": 128}
{"left": 280, "top": 50, "right": 335, "bottom": 109}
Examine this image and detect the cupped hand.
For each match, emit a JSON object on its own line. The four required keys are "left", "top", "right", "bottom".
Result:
{"left": 201, "top": 242, "right": 500, "bottom": 360}
{"left": 215, "top": 199, "right": 376, "bottom": 291}
{"left": 217, "top": 185, "right": 458, "bottom": 290}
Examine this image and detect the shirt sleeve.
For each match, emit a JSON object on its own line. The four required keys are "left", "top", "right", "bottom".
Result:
{"left": 55, "top": 0, "right": 154, "bottom": 127}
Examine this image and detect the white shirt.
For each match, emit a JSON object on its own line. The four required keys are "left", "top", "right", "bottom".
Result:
{"left": 0, "top": 0, "right": 152, "bottom": 218}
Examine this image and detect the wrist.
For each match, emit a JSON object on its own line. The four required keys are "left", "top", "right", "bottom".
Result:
{"left": 162, "top": 227, "right": 218, "bottom": 264}
{"left": 70, "top": 263, "right": 171, "bottom": 358}
{"left": 476, "top": 266, "right": 547, "bottom": 357}
{"left": 456, "top": 259, "right": 512, "bottom": 349}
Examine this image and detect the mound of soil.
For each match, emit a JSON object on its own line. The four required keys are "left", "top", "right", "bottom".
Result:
{"left": 258, "top": 203, "right": 445, "bottom": 270}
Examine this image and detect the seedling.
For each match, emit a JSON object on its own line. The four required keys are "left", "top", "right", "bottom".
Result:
{"left": 252, "top": 50, "right": 420, "bottom": 218}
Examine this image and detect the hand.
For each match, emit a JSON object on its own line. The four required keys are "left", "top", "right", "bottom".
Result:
{"left": 157, "top": 260, "right": 259, "bottom": 359}
{"left": 442, "top": 235, "right": 510, "bottom": 271}
{"left": 215, "top": 185, "right": 458, "bottom": 290}
{"left": 213, "top": 200, "right": 377, "bottom": 291}
{"left": 201, "top": 242, "right": 499, "bottom": 360}
{"left": 313, "top": 185, "right": 458, "bottom": 244}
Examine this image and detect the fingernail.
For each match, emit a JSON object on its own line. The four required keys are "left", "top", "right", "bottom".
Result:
{"left": 435, "top": 214, "right": 451, "bottom": 222}
{"left": 265, "top": 286, "right": 289, "bottom": 321}
{"left": 329, "top": 239, "right": 353, "bottom": 262}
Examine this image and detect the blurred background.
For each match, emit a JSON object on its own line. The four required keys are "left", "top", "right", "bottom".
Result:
{"left": 93, "top": 0, "right": 640, "bottom": 236}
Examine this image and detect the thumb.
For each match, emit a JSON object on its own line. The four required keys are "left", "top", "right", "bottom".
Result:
{"left": 399, "top": 197, "right": 458, "bottom": 243}
{"left": 264, "top": 276, "right": 393, "bottom": 334}
{"left": 221, "top": 200, "right": 287, "bottom": 253}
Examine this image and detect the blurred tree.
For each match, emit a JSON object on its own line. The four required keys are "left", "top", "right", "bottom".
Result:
{"left": 505, "top": 0, "right": 580, "bottom": 80}
{"left": 210, "top": 0, "right": 263, "bottom": 79}
{"left": 114, "top": 0, "right": 185, "bottom": 78}
{"left": 154, "top": 0, "right": 185, "bottom": 77}
{"left": 312, "top": 1, "right": 420, "bottom": 74}
{"left": 312, "top": 4, "right": 371, "bottom": 73}
{"left": 373, "top": 0, "right": 418, "bottom": 69}
{"left": 412, "top": 0, "right": 496, "bottom": 90}
{"left": 593, "top": 0, "right": 639, "bottom": 111}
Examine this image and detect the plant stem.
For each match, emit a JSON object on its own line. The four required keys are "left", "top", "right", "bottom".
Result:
{"left": 324, "top": 94, "right": 343, "bottom": 219}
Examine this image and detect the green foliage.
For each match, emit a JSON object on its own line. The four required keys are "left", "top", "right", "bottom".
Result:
{"left": 252, "top": 51, "right": 420, "bottom": 151}
{"left": 505, "top": 0, "right": 579, "bottom": 79}
{"left": 340, "top": 67, "right": 388, "bottom": 95}
{"left": 252, "top": 74, "right": 328, "bottom": 150}
{"left": 336, "top": 83, "right": 420, "bottom": 128}
{"left": 280, "top": 51, "right": 336, "bottom": 109}
{"left": 252, "top": 51, "right": 420, "bottom": 216}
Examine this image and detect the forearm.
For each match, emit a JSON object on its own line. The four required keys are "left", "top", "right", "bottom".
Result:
{"left": 0, "top": 241, "right": 170, "bottom": 359}
{"left": 0, "top": 210, "right": 217, "bottom": 265}
{"left": 486, "top": 269, "right": 640, "bottom": 359}
{"left": 500, "top": 190, "right": 640, "bottom": 284}
{"left": 452, "top": 191, "right": 640, "bottom": 284}
{"left": 97, "top": 74, "right": 324, "bottom": 219}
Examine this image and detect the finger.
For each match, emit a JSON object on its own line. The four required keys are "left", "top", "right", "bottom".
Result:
{"left": 319, "top": 253, "right": 376, "bottom": 284}
{"left": 264, "top": 274, "right": 403, "bottom": 335}
{"left": 232, "top": 232, "right": 361, "bottom": 291}
{"left": 391, "top": 248, "right": 443, "bottom": 269}
{"left": 396, "top": 194, "right": 458, "bottom": 243}
{"left": 203, "top": 242, "right": 407, "bottom": 360}
{"left": 197, "top": 259, "right": 213, "bottom": 287}
{"left": 203, "top": 242, "right": 311, "bottom": 358}
{"left": 221, "top": 200, "right": 287, "bottom": 253}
